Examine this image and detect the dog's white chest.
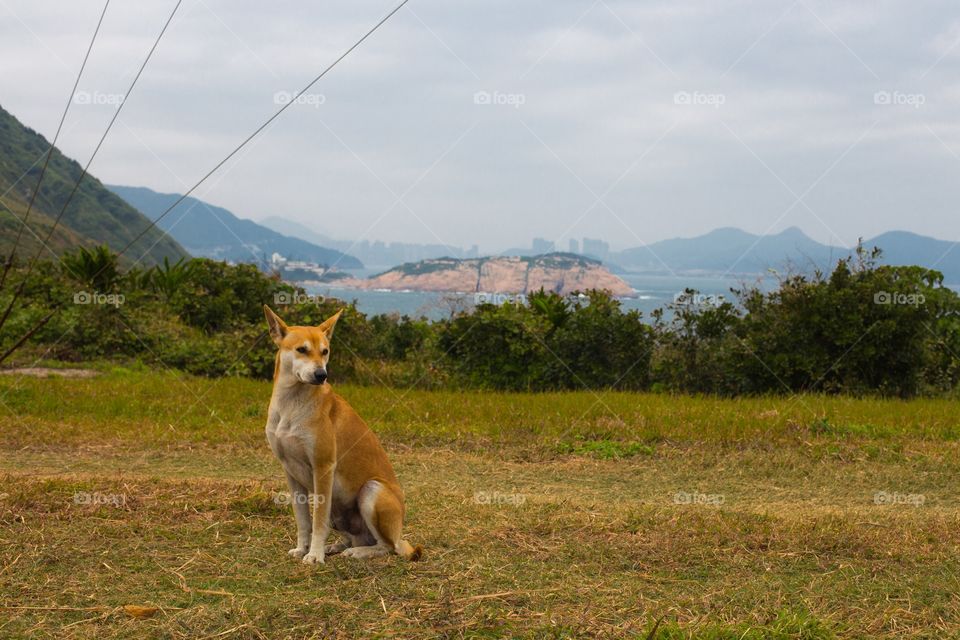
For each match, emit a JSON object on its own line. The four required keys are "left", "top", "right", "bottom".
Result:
{"left": 266, "top": 408, "right": 316, "bottom": 490}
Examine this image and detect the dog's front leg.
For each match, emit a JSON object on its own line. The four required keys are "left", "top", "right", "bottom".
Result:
{"left": 284, "top": 471, "right": 311, "bottom": 559}
{"left": 302, "top": 462, "right": 335, "bottom": 565}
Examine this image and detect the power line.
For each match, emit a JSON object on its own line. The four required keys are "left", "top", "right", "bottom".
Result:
{"left": 116, "top": 0, "right": 412, "bottom": 263}
{"left": 0, "top": 0, "right": 111, "bottom": 291}
{"left": 0, "top": 0, "right": 413, "bottom": 364}
{"left": 0, "top": 0, "right": 183, "bottom": 337}
{"left": 36, "top": 0, "right": 184, "bottom": 255}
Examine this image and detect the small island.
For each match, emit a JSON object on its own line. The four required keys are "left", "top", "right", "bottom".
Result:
{"left": 327, "top": 253, "right": 634, "bottom": 296}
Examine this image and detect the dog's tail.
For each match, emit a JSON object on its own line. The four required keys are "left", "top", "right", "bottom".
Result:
{"left": 396, "top": 540, "right": 423, "bottom": 561}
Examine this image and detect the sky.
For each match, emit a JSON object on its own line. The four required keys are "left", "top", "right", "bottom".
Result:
{"left": 2, "top": 0, "right": 959, "bottom": 254}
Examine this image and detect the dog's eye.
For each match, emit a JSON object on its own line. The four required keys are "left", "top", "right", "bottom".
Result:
{"left": 321, "top": 348, "right": 329, "bottom": 356}
{"left": 296, "top": 346, "right": 308, "bottom": 354}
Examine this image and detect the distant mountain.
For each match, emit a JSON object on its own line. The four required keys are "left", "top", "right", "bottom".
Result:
{"left": 259, "top": 215, "right": 479, "bottom": 267}
{"left": 613, "top": 227, "right": 843, "bottom": 275}
{"left": 259, "top": 216, "right": 340, "bottom": 248}
{"left": 109, "top": 187, "right": 362, "bottom": 269}
{"left": 612, "top": 227, "right": 960, "bottom": 283}
{"left": 866, "top": 231, "right": 960, "bottom": 283}
{"left": 0, "top": 104, "right": 187, "bottom": 265}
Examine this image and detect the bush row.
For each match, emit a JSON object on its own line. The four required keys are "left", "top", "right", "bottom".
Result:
{"left": 2, "top": 245, "right": 959, "bottom": 397}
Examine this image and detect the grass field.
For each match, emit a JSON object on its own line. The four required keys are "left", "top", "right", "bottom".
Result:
{"left": 1, "top": 367, "right": 958, "bottom": 638}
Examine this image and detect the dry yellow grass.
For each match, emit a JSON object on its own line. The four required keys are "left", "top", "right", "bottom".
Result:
{"left": 0, "top": 369, "right": 958, "bottom": 638}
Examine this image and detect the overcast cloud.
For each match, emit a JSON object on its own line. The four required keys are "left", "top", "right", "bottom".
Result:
{"left": 2, "top": 0, "right": 959, "bottom": 253}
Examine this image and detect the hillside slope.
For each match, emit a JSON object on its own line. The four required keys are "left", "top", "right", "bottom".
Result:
{"left": 110, "top": 186, "right": 362, "bottom": 269}
{"left": 0, "top": 104, "right": 187, "bottom": 266}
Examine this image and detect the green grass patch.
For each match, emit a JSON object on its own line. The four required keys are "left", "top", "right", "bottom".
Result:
{"left": 2, "top": 368, "right": 959, "bottom": 452}
{"left": 556, "top": 437, "right": 656, "bottom": 458}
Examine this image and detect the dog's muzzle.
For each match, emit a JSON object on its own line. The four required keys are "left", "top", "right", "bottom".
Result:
{"left": 310, "top": 369, "right": 328, "bottom": 385}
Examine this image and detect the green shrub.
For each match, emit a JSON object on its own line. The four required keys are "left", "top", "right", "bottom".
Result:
{"left": 3, "top": 244, "right": 960, "bottom": 397}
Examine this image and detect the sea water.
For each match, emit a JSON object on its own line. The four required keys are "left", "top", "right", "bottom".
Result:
{"left": 303, "top": 272, "right": 777, "bottom": 321}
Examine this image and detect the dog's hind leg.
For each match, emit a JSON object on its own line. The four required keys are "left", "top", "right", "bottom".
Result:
{"left": 326, "top": 526, "right": 378, "bottom": 554}
{"left": 346, "top": 480, "right": 422, "bottom": 561}
{"left": 341, "top": 544, "right": 391, "bottom": 559}
{"left": 324, "top": 535, "right": 351, "bottom": 555}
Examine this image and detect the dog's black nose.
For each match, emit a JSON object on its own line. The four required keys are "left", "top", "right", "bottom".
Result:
{"left": 313, "top": 369, "right": 328, "bottom": 384}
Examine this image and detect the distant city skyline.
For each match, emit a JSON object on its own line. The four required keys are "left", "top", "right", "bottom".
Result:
{"left": 251, "top": 215, "right": 923, "bottom": 256}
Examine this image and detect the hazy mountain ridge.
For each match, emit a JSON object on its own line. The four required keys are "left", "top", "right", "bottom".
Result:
{"left": 109, "top": 186, "right": 363, "bottom": 270}
{"left": 865, "top": 231, "right": 960, "bottom": 280}
{"left": 260, "top": 217, "right": 960, "bottom": 284}
{"left": 0, "top": 104, "right": 187, "bottom": 266}
{"left": 612, "top": 227, "right": 960, "bottom": 283}
{"left": 109, "top": 188, "right": 957, "bottom": 284}
{"left": 613, "top": 227, "right": 842, "bottom": 274}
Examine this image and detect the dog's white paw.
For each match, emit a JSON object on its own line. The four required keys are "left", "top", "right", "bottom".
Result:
{"left": 341, "top": 545, "right": 389, "bottom": 560}
{"left": 288, "top": 547, "right": 308, "bottom": 560}
{"left": 302, "top": 551, "right": 325, "bottom": 565}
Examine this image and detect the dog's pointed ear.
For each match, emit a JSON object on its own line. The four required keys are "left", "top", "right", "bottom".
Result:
{"left": 263, "top": 304, "right": 288, "bottom": 345}
{"left": 318, "top": 309, "right": 344, "bottom": 338}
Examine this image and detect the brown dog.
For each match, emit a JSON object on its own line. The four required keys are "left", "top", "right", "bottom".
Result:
{"left": 263, "top": 305, "right": 421, "bottom": 564}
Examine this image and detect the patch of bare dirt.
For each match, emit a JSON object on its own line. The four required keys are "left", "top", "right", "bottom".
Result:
{"left": 0, "top": 367, "right": 99, "bottom": 378}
